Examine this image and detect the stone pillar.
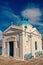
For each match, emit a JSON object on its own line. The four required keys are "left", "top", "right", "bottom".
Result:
{"left": 7, "top": 42, "right": 9, "bottom": 56}
{"left": 2, "top": 40, "right": 4, "bottom": 56}
{"left": 14, "top": 39, "right": 17, "bottom": 58}
{"left": 2, "top": 38, "right": 6, "bottom": 57}
{"left": 19, "top": 35, "right": 23, "bottom": 59}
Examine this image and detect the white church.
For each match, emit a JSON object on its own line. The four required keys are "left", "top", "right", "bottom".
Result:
{"left": 2, "top": 20, "right": 42, "bottom": 60}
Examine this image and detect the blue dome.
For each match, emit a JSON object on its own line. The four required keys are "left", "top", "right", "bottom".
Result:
{"left": 19, "top": 20, "right": 30, "bottom": 25}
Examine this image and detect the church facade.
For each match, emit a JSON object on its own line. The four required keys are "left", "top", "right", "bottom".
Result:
{"left": 2, "top": 20, "right": 42, "bottom": 60}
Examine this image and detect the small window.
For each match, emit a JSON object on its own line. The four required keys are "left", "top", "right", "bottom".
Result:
{"left": 42, "top": 46, "right": 43, "bottom": 50}
{"left": 35, "top": 41, "right": 37, "bottom": 50}
{"left": 28, "top": 35, "right": 32, "bottom": 38}
{"left": 42, "top": 43, "right": 43, "bottom": 50}
{"left": 24, "top": 26, "right": 27, "bottom": 29}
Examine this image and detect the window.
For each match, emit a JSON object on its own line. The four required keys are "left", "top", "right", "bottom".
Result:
{"left": 42, "top": 45, "right": 43, "bottom": 50}
{"left": 35, "top": 41, "right": 37, "bottom": 50}
{"left": 42, "top": 43, "right": 43, "bottom": 50}
{"left": 24, "top": 26, "right": 27, "bottom": 29}
{"left": 28, "top": 35, "right": 32, "bottom": 38}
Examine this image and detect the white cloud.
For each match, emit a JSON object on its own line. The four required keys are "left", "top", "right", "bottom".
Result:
{"left": 21, "top": 8, "right": 41, "bottom": 19}
{"left": 30, "top": 19, "right": 43, "bottom": 26}
{"left": 21, "top": 8, "right": 42, "bottom": 26}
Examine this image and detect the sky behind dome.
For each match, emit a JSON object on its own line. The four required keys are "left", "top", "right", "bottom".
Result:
{"left": 0, "top": 0, "right": 43, "bottom": 36}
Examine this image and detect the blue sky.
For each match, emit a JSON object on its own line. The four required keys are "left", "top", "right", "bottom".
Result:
{"left": 0, "top": 0, "right": 43, "bottom": 37}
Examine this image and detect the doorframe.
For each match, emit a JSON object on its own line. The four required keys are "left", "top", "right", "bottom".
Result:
{"left": 9, "top": 41, "right": 14, "bottom": 56}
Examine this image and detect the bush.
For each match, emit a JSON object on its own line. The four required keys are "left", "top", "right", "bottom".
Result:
{"left": 24, "top": 53, "right": 33, "bottom": 59}
{"left": 35, "top": 51, "right": 42, "bottom": 56}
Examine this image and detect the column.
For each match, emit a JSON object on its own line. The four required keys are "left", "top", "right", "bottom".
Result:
{"left": 20, "top": 35, "right": 23, "bottom": 59}
{"left": 2, "top": 38, "right": 6, "bottom": 56}
{"left": 2, "top": 40, "right": 4, "bottom": 56}
{"left": 14, "top": 39, "right": 17, "bottom": 58}
{"left": 7, "top": 42, "right": 9, "bottom": 56}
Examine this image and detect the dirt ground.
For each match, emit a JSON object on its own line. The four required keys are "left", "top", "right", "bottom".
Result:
{"left": 0, "top": 55, "right": 43, "bottom": 65}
